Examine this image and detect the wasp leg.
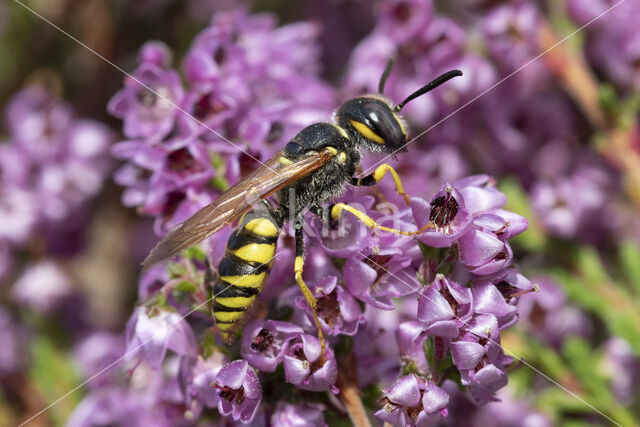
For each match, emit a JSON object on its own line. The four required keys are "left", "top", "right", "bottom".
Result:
{"left": 308, "top": 204, "right": 327, "bottom": 221}
{"left": 294, "top": 218, "right": 326, "bottom": 363}
{"left": 331, "top": 203, "right": 433, "bottom": 236}
{"left": 351, "top": 163, "right": 411, "bottom": 206}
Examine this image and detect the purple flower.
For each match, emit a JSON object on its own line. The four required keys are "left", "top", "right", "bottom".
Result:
{"left": 140, "top": 41, "right": 172, "bottom": 68}
{"left": 482, "top": 3, "right": 547, "bottom": 89}
{"left": 73, "top": 332, "right": 125, "bottom": 389}
{"left": 6, "top": 86, "right": 73, "bottom": 159}
{"left": 212, "top": 359, "right": 262, "bottom": 424}
{"left": 343, "top": 250, "right": 421, "bottom": 310}
{"left": 417, "top": 275, "right": 473, "bottom": 338}
{"left": 450, "top": 314, "right": 501, "bottom": 372}
{"left": 108, "top": 63, "right": 184, "bottom": 141}
{"left": 0, "top": 307, "right": 27, "bottom": 375}
{"left": 240, "top": 320, "right": 303, "bottom": 372}
{"left": 0, "top": 85, "right": 113, "bottom": 254}
{"left": 411, "top": 184, "right": 472, "bottom": 248}
{"left": 457, "top": 221, "right": 513, "bottom": 276}
{"left": 378, "top": 0, "right": 434, "bottom": 43}
{"left": 125, "top": 307, "right": 198, "bottom": 369}
{"left": 567, "top": 0, "right": 640, "bottom": 91}
{"left": 271, "top": 402, "right": 326, "bottom": 427}
{"left": 396, "top": 321, "right": 430, "bottom": 375}
{"left": 0, "top": 187, "right": 38, "bottom": 245}
{"left": 178, "top": 352, "right": 227, "bottom": 419}
{"left": 283, "top": 334, "right": 337, "bottom": 392}
{"left": 531, "top": 164, "right": 611, "bottom": 240}
{"left": 603, "top": 338, "right": 640, "bottom": 404}
{"left": 463, "top": 363, "right": 509, "bottom": 406}
{"left": 11, "top": 260, "right": 73, "bottom": 313}
{"left": 375, "top": 374, "right": 449, "bottom": 427}
{"left": 295, "top": 276, "right": 363, "bottom": 336}
{"left": 517, "top": 277, "right": 592, "bottom": 348}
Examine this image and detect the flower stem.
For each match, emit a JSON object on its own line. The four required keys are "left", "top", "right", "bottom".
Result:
{"left": 337, "top": 354, "right": 372, "bottom": 427}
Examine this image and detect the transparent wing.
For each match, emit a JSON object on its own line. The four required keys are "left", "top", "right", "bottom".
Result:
{"left": 141, "top": 148, "right": 335, "bottom": 268}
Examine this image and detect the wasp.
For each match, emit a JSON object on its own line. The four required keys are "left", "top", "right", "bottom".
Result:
{"left": 142, "top": 62, "right": 462, "bottom": 360}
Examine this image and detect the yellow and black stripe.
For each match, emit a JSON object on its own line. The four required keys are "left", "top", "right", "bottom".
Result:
{"left": 213, "top": 203, "right": 281, "bottom": 342}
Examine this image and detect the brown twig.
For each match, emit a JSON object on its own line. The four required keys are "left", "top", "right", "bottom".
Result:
{"left": 337, "top": 352, "right": 372, "bottom": 427}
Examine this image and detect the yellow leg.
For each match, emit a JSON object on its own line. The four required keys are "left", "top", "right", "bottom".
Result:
{"left": 295, "top": 255, "right": 326, "bottom": 364}
{"left": 373, "top": 164, "right": 411, "bottom": 206}
{"left": 331, "top": 203, "right": 433, "bottom": 236}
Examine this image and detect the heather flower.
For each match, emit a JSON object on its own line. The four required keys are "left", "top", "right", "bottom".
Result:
{"left": 6, "top": 86, "right": 73, "bottom": 159}
{"left": 0, "top": 187, "right": 38, "bottom": 245}
{"left": 482, "top": 3, "right": 547, "bottom": 89}
{"left": 0, "top": 307, "right": 27, "bottom": 375}
{"left": 472, "top": 278, "right": 521, "bottom": 330}
{"left": 531, "top": 164, "right": 612, "bottom": 240}
{"left": 313, "top": 192, "right": 377, "bottom": 257}
{"left": 73, "top": 332, "right": 125, "bottom": 389}
{"left": 108, "top": 63, "right": 184, "bottom": 141}
{"left": 517, "top": 277, "right": 592, "bottom": 348}
{"left": 457, "top": 220, "right": 514, "bottom": 276}
{"left": 110, "top": 10, "right": 335, "bottom": 232}
{"left": 212, "top": 359, "right": 262, "bottom": 424}
{"left": 378, "top": 0, "right": 435, "bottom": 44}
{"left": 343, "top": 245, "right": 422, "bottom": 310}
{"left": 284, "top": 334, "right": 338, "bottom": 392}
{"left": 125, "top": 307, "right": 198, "bottom": 368}
{"left": 67, "top": 361, "right": 183, "bottom": 427}
{"left": 396, "top": 321, "right": 430, "bottom": 375}
{"left": 375, "top": 374, "right": 449, "bottom": 427}
{"left": 11, "top": 260, "right": 73, "bottom": 313}
{"left": 463, "top": 362, "right": 509, "bottom": 406}
{"left": 295, "top": 275, "right": 363, "bottom": 336}
{"left": 353, "top": 308, "right": 405, "bottom": 387}
{"left": 417, "top": 275, "right": 473, "bottom": 338}
{"left": 140, "top": 41, "right": 172, "bottom": 68}
{"left": 567, "top": 0, "right": 640, "bottom": 91}
{"left": 603, "top": 338, "right": 640, "bottom": 404}
{"left": 240, "top": 320, "right": 303, "bottom": 372}
{"left": 411, "top": 184, "right": 472, "bottom": 248}
{"left": 179, "top": 352, "right": 227, "bottom": 419}
{"left": 0, "top": 86, "right": 113, "bottom": 254}
{"left": 271, "top": 402, "right": 326, "bottom": 427}
{"left": 450, "top": 314, "right": 501, "bottom": 372}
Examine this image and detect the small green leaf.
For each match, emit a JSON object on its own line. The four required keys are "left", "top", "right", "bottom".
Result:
{"left": 29, "top": 335, "right": 81, "bottom": 426}
{"left": 184, "top": 246, "right": 206, "bottom": 261}
{"left": 210, "top": 176, "right": 230, "bottom": 192}
{"left": 424, "top": 337, "right": 436, "bottom": 372}
{"left": 167, "top": 262, "right": 187, "bottom": 278}
{"left": 499, "top": 178, "right": 546, "bottom": 251}
{"left": 173, "top": 280, "right": 197, "bottom": 293}
{"left": 436, "top": 356, "right": 453, "bottom": 375}
{"left": 620, "top": 242, "right": 640, "bottom": 295}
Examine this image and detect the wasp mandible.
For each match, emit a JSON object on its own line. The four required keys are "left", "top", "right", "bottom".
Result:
{"left": 142, "top": 62, "right": 463, "bottom": 361}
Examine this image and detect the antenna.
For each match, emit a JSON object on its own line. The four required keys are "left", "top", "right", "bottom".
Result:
{"left": 378, "top": 58, "right": 395, "bottom": 94}
{"left": 393, "top": 70, "right": 463, "bottom": 112}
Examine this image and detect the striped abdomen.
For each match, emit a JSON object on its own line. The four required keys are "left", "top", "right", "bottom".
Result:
{"left": 213, "top": 203, "right": 281, "bottom": 342}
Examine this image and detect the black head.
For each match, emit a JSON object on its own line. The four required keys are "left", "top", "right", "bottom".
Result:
{"left": 335, "top": 61, "right": 463, "bottom": 154}
{"left": 336, "top": 96, "right": 407, "bottom": 153}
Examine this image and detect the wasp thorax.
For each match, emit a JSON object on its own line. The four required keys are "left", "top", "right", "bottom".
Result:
{"left": 336, "top": 97, "right": 406, "bottom": 152}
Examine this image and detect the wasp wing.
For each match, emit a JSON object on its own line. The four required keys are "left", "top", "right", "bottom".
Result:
{"left": 142, "top": 148, "right": 335, "bottom": 269}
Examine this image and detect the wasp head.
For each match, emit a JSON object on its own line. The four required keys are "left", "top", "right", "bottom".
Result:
{"left": 335, "top": 96, "right": 408, "bottom": 154}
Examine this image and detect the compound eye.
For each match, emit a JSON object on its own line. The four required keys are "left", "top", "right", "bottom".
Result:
{"left": 361, "top": 101, "right": 405, "bottom": 147}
